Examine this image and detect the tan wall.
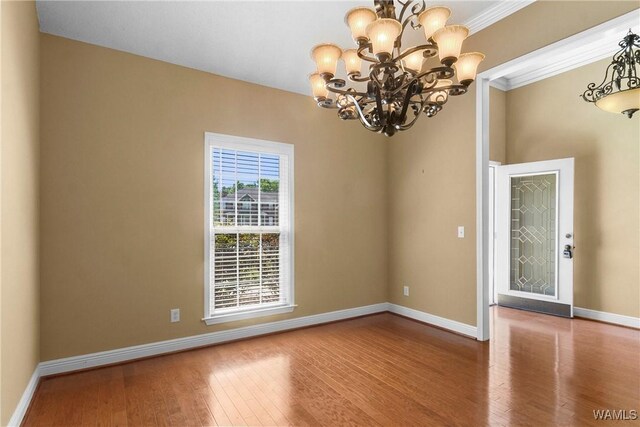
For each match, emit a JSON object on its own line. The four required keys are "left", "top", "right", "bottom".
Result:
{"left": 490, "top": 87, "right": 506, "bottom": 164}
{"left": 1, "top": 1, "right": 40, "bottom": 424}
{"left": 387, "top": 2, "right": 639, "bottom": 326}
{"left": 39, "top": 34, "right": 388, "bottom": 361}
{"left": 506, "top": 58, "right": 640, "bottom": 318}
{"left": 35, "top": 1, "right": 640, "bottom": 363}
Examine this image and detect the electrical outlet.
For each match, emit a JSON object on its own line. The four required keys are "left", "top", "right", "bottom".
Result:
{"left": 403, "top": 286, "right": 409, "bottom": 297}
{"left": 458, "top": 226, "right": 465, "bottom": 238}
{"left": 170, "top": 308, "right": 180, "bottom": 323}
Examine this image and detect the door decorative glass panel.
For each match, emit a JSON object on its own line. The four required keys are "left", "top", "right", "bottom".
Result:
{"left": 510, "top": 173, "right": 557, "bottom": 296}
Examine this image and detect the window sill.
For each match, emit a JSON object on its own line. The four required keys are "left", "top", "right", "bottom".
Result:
{"left": 203, "top": 304, "right": 296, "bottom": 325}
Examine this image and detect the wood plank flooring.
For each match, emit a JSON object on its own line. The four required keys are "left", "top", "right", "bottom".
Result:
{"left": 23, "top": 307, "right": 640, "bottom": 426}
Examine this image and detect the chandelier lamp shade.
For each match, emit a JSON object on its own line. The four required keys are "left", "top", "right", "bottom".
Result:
{"left": 582, "top": 30, "right": 640, "bottom": 118}
{"left": 308, "top": 0, "right": 485, "bottom": 137}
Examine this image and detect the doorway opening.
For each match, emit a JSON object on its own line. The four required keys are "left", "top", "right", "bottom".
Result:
{"left": 474, "top": 10, "right": 639, "bottom": 341}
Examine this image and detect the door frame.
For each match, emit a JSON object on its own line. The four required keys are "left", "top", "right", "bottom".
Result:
{"left": 488, "top": 161, "right": 500, "bottom": 306}
{"left": 474, "top": 11, "right": 639, "bottom": 341}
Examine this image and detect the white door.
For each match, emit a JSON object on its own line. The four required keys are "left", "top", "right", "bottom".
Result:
{"left": 495, "top": 158, "right": 574, "bottom": 317}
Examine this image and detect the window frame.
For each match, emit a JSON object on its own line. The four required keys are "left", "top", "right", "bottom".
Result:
{"left": 203, "top": 132, "right": 295, "bottom": 325}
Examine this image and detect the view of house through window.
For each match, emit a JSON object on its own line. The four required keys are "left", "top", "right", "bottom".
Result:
{"left": 205, "top": 134, "right": 294, "bottom": 322}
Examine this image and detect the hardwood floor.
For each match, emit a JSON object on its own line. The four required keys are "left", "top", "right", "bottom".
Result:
{"left": 24, "top": 307, "right": 640, "bottom": 426}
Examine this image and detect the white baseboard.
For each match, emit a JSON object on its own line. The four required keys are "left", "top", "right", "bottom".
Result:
{"left": 8, "top": 302, "right": 483, "bottom": 425}
{"left": 39, "top": 302, "right": 390, "bottom": 377}
{"left": 7, "top": 367, "right": 40, "bottom": 427}
{"left": 9, "top": 302, "right": 639, "bottom": 426}
{"left": 388, "top": 303, "right": 478, "bottom": 338}
{"left": 574, "top": 307, "right": 640, "bottom": 329}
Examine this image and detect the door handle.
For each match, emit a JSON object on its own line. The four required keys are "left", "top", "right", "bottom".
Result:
{"left": 563, "top": 244, "right": 573, "bottom": 259}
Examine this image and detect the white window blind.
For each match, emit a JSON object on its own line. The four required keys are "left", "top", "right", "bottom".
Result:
{"left": 204, "top": 133, "right": 294, "bottom": 323}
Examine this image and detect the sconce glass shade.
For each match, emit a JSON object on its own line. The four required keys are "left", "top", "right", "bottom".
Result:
{"left": 428, "top": 79, "right": 451, "bottom": 104}
{"left": 343, "top": 49, "right": 362, "bottom": 75}
{"left": 311, "top": 43, "right": 342, "bottom": 76}
{"left": 455, "top": 52, "right": 485, "bottom": 84}
{"left": 309, "top": 73, "right": 328, "bottom": 99}
{"left": 345, "top": 7, "right": 377, "bottom": 41}
{"left": 366, "top": 19, "right": 402, "bottom": 57}
{"left": 432, "top": 25, "right": 469, "bottom": 65}
{"left": 402, "top": 49, "right": 424, "bottom": 72}
{"left": 418, "top": 7, "right": 451, "bottom": 40}
{"left": 595, "top": 88, "right": 640, "bottom": 117}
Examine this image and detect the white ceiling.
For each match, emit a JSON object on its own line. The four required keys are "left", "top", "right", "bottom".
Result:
{"left": 36, "top": 1, "right": 529, "bottom": 96}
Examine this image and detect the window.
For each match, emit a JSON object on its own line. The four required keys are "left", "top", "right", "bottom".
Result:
{"left": 204, "top": 133, "right": 294, "bottom": 324}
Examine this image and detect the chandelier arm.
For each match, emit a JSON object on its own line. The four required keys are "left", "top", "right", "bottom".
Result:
{"left": 346, "top": 94, "right": 382, "bottom": 131}
{"left": 395, "top": 93, "right": 426, "bottom": 130}
{"left": 370, "top": 67, "right": 386, "bottom": 91}
{"left": 396, "top": 79, "right": 422, "bottom": 125}
{"left": 388, "top": 65, "right": 446, "bottom": 97}
{"left": 325, "top": 79, "right": 368, "bottom": 98}
{"left": 629, "top": 49, "right": 639, "bottom": 83}
{"left": 625, "top": 45, "right": 640, "bottom": 88}
{"left": 582, "top": 60, "right": 621, "bottom": 102}
{"left": 415, "top": 66, "right": 455, "bottom": 82}
{"left": 374, "top": 86, "right": 386, "bottom": 127}
{"left": 357, "top": 44, "right": 379, "bottom": 63}
{"left": 446, "top": 84, "right": 469, "bottom": 97}
{"left": 400, "top": 73, "right": 411, "bottom": 89}
{"left": 347, "top": 73, "right": 372, "bottom": 83}
{"left": 399, "top": 0, "right": 426, "bottom": 38}
{"left": 396, "top": 0, "right": 413, "bottom": 23}
{"left": 317, "top": 99, "right": 337, "bottom": 109}
{"left": 392, "top": 44, "right": 438, "bottom": 64}
{"left": 390, "top": 73, "right": 418, "bottom": 96}
{"left": 397, "top": 106, "right": 424, "bottom": 130}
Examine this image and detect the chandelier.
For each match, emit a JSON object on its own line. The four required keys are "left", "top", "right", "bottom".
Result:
{"left": 582, "top": 30, "right": 640, "bottom": 118}
{"left": 308, "top": 0, "right": 484, "bottom": 137}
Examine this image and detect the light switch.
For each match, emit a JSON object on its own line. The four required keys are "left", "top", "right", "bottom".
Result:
{"left": 458, "top": 226, "right": 465, "bottom": 238}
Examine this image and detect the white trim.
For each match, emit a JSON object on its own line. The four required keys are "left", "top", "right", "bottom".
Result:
{"left": 489, "top": 78, "right": 509, "bottom": 91}
{"left": 476, "top": 76, "right": 491, "bottom": 341}
{"left": 204, "top": 132, "right": 294, "bottom": 156}
{"left": 488, "top": 162, "right": 500, "bottom": 306}
{"left": 463, "top": 0, "right": 536, "bottom": 35}
{"left": 39, "top": 303, "right": 389, "bottom": 377}
{"left": 498, "top": 11, "right": 640, "bottom": 90}
{"left": 37, "top": 302, "right": 484, "bottom": 377}
{"left": 203, "top": 132, "right": 295, "bottom": 323}
{"left": 9, "top": 304, "right": 637, "bottom": 425}
{"left": 388, "top": 304, "right": 477, "bottom": 338}
{"left": 574, "top": 307, "right": 640, "bottom": 329}
{"left": 7, "top": 367, "right": 40, "bottom": 427}
{"left": 475, "top": 12, "right": 639, "bottom": 341}
{"left": 203, "top": 303, "right": 296, "bottom": 325}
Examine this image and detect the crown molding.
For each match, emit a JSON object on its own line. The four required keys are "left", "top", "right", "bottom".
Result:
{"left": 464, "top": 0, "right": 536, "bottom": 35}
{"left": 489, "top": 78, "right": 509, "bottom": 91}
{"left": 493, "top": 9, "right": 640, "bottom": 91}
